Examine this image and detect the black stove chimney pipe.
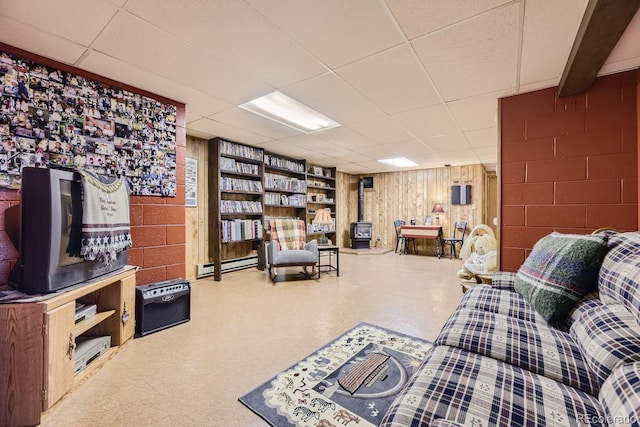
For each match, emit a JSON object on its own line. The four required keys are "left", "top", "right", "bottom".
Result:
{"left": 358, "top": 178, "right": 364, "bottom": 222}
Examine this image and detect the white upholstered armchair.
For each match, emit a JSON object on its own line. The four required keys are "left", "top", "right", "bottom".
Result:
{"left": 266, "top": 218, "right": 318, "bottom": 283}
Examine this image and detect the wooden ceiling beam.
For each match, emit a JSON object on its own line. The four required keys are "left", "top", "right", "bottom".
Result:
{"left": 559, "top": 0, "right": 640, "bottom": 97}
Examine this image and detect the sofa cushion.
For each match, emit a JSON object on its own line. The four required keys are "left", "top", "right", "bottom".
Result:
{"left": 561, "top": 292, "right": 603, "bottom": 331}
{"left": 599, "top": 232, "right": 640, "bottom": 324}
{"left": 599, "top": 362, "right": 640, "bottom": 425}
{"left": 458, "top": 285, "right": 548, "bottom": 324}
{"left": 435, "top": 308, "right": 599, "bottom": 395}
{"left": 514, "top": 232, "right": 609, "bottom": 322}
{"left": 570, "top": 304, "right": 640, "bottom": 387}
{"left": 490, "top": 271, "right": 517, "bottom": 291}
{"left": 379, "top": 346, "right": 606, "bottom": 427}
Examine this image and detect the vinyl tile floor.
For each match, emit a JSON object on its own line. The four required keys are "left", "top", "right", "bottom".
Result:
{"left": 41, "top": 251, "right": 465, "bottom": 426}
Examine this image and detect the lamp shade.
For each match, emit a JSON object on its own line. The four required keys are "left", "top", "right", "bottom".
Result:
{"left": 314, "top": 208, "right": 333, "bottom": 224}
{"left": 431, "top": 203, "right": 444, "bottom": 213}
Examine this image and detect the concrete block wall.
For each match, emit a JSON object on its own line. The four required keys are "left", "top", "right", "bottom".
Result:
{"left": 500, "top": 70, "right": 639, "bottom": 272}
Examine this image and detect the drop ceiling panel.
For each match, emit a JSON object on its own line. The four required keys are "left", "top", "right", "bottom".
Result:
{"left": 279, "top": 135, "right": 343, "bottom": 153}
{"left": 208, "top": 107, "right": 301, "bottom": 140}
{"left": 284, "top": 72, "right": 384, "bottom": 125}
{"left": 336, "top": 45, "right": 441, "bottom": 114}
{"left": 126, "top": 0, "right": 327, "bottom": 88}
{"left": 187, "top": 118, "right": 270, "bottom": 145}
{"left": 422, "top": 132, "right": 471, "bottom": 152}
{"left": 391, "top": 104, "right": 458, "bottom": 139}
{"left": 255, "top": 140, "right": 314, "bottom": 158}
{"left": 334, "top": 162, "right": 375, "bottom": 174}
{"left": 438, "top": 150, "right": 483, "bottom": 166}
{"left": 246, "top": 0, "right": 403, "bottom": 68}
{"left": 447, "top": 92, "right": 503, "bottom": 131}
{"left": 603, "top": 9, "right": 640, "bottom": 67}
{"left": 316, "top": 126, "right": 382, "bottom": 149}
{"left": 412, "top": 2, "right": 520, "bottom": 101}
{"left": 385, "top": 0, "right": 512, "bottom": 40}
{"left": 79, "top": 50, "right": 232, "bottom": 117}
{"left": 465, "top": 127, "right": 498, "bottom": 148}
{"left": 0, "top": 0, "right": 119, "bottom": 46}
{"left": 519, "top": 0, "right": 588, "bottom": 86}
{"left": 349, "top": 116, "right": 415, "bottom": 145}
{"left": 324, "top": 150, "right": 371, "bottom": 163}
{"left": 0, "top": 17, "right": 87, "bottom": 64}
{"left": 92, "top": 12, "right": 270, "bottom": 104}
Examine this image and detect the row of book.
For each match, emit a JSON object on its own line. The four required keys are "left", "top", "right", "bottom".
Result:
{"left": 219, "top": 140, "right": 263, "bottom": 161}
{"left": 220, "top": 176, "right": 263, "bottom": 192}
{"left": 264, "top": 173, "right": 307, "bottom": 192}
{"left": 221, "top": 219, "right": 263, "bottom": 243}
{"left": 220, "top": 157, "right": 260, "bottom": 176}
{"left": 265, "top": 192, "right": 307, "bottom": 207}
{"left": 307, "top": 220, "right": 336, "bottom": 234}
{"left": 220, "top": 200, "right": 263, "bottom": 213}
{"left": 264, "top": 154, "right": 305, "bottom": 173}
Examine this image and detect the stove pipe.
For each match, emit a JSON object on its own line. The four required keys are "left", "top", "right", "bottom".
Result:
{"left": 358, "top": 179, "right": 364, "bottom": 222}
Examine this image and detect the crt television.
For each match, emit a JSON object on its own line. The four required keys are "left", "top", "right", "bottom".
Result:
{"left": 9, "top": 167, "right": 128, "bottom": 294}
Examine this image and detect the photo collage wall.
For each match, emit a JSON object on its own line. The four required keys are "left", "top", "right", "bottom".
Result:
{"left": 0, "top": 50, "right": 177, "bottom": 196}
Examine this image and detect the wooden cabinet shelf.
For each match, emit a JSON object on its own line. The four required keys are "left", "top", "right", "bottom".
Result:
{"left": 0, "top": 267, "right": 136, "bottom": 427}
{"left": 73, "top": 310, "right": 115, "bottom": 337}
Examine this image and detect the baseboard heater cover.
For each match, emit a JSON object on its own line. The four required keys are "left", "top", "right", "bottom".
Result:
{"left": 197, "top": 255, "right": 258, "bottom": 278}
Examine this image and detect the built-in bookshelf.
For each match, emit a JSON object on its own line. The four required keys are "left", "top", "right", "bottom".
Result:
{"left": 263, "top": 151, "right": 307, "bottom": 222}
{"left": 209, "top": 137, "right": 265, "bottom": 281}
{"left": 307, "top": 165, "right": 337, "bottom": 243}
{"left": 207, "top": 141, "right": 341, "bottom": 280}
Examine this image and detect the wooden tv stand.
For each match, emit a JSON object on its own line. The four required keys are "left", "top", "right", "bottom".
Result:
{"left": 0, "top": 266, "right": 137, "bottom": 426}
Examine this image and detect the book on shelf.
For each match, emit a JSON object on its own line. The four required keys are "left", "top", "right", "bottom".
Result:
{"left": 221, "top": 219, "right": 263, "bottom": 243}
{"left": 264, "top": 173, "right": 307, "bottom": 192}
{"left": 220, "top": 157, "right": 260, "bottom": 175}
{"left": 220, "top": 176, "right": 263, "bottom": 192}
{"left": 264, "top": 154, "right": 305, "bottom": 173}
{"left": 220, "top": 200, "right": 263, "bottom": 214}
{"left": 219, "top": 140, "right": 263, "bottom": 161}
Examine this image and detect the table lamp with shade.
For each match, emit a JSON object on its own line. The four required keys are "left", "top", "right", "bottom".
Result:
{"left": 314, "top": 208, "right": 333, "bottom": 245}
{"left": 432, "top": 203, "right": 444, "bottom": 225}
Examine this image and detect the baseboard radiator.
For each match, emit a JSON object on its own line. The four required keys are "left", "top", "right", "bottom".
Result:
{"left": 197, "top": 255, "right": 259, "bottom": 278}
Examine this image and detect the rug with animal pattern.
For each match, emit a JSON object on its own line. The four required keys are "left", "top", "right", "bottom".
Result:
{"left": 239, "top": 322, "right": 432, "bottom": 426}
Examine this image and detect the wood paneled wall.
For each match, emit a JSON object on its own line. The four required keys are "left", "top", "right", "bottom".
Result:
{"left": 185, "top": 135, "right": 210, "bottom": 279}
{"left": 184, "top": 135, "right": 489, "bottom": 277}
{"left": 340, "top": 165, "right": 487, "bottom": 253}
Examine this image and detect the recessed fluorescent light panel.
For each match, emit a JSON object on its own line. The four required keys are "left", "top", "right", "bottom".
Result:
{"left": 239, "top": 91, "right": 341, "bottom": 133}
{"left": 378, "top": 157, "right": 419, "bottom": 168}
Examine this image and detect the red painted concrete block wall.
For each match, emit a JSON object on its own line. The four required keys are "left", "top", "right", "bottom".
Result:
{"left": 500, "top": 70, "right": 639, "bottom": 272}
{"left": 0, "top": 44, "right": 186, "bottom": 287}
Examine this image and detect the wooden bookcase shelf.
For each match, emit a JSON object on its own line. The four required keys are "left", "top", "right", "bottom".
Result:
{"left": 0, "top": 267, "right": 136, "bottom": 427}
{"left": 206, "top": 139, "right": 340, "bottom": 280}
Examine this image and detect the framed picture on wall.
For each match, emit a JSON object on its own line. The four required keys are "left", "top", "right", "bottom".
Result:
{"left": 185, "top": 157, "right": 197, "bottom": 207}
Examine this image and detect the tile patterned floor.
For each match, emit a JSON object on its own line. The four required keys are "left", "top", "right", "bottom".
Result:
{"left": 41, "top": 252, "right": 464, "bottom": 426}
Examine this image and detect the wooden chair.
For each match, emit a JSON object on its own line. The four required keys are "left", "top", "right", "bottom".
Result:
{"left": 443, "top": 221, "right": 468, "bottom": 259}
{"left": 393, "top": 220, "right": 415, "bottom": 254}
{"left": 266, "top": 218, "right": 318, "bottom": 283}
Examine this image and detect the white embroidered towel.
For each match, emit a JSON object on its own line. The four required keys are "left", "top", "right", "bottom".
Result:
{"left": 78, "top": 171, "right": 132, "bottom": 265}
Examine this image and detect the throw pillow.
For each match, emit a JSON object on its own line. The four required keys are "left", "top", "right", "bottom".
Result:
{"left": 514, "top": 232, "right": 609, "bottom": 322}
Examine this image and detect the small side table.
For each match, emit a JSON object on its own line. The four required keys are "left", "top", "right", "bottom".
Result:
{"left": 317, "top": 245, "right": 340, "bottom": 278}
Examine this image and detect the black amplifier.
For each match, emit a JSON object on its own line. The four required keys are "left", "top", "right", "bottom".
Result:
{"left": 135, "top": 278, "right": 191, "bottom": 337}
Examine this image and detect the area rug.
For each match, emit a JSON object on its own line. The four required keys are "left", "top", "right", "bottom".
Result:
{"left": 239, "top": 322, "right": 432, "bottom": 426}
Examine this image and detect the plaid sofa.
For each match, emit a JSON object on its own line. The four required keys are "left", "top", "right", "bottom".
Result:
{"left": 381, "top": 232, "right": 640, "bottom": 426}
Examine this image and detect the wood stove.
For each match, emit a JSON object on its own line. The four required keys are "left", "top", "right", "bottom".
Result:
{"left": 350, "top": 179, "right": 373, "bottom": 249}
